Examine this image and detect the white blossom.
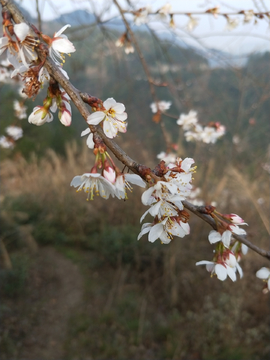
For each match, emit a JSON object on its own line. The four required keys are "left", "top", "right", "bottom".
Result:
{"left": 5, "top": 126, "right": 23, "bottom": 140}
{"left": 0, "top": 135, "right": 14, "bottom": 149}
{"left": 208, "top": 229, "right": 232, "bottom": 248}
{"left": 138, "top": 217, "right": 190, "bottom": 244}
{"left": 28, "top": 106, "right": 53, "bottom": 126}
{"left": 150, "top": 101, "right": 171, "bottom": 113}
{"left": 87, "top": 98, "right": 127, "bottom": 139}
{"left": 157, "top": 151, "right": 176, "bottom": 164}
{"left": 256, "top": 267, "right": 270, "bottom": 293}
{"left": 14, "top": 23, "right": 38, "bottom": 68}
{"left": 177, "top": 110, "right": 198, "bottom": 130}
{"left": 134, "top": 7, "right": 151, "bottom": 26}
{"left": 226, "top": 17, "right": 239, "bottom": 31}
{"left": 13, "top": 100, "right": 27, "bottom": 119}
{"left": 114, "top": 173, "right": 146, "bottom": 199}
{"left": 49, "top": 24, "right": 76, "bottom": 65}
{"left": 196, "top": 260, "right": 237, "bottom": 282}
{"left": 124, "top": 43, "right": 134, "bottom": 54}
{"left": 70, "top": 172, "right": 116, "bottom": 200}
{"left": 186, "top": 16, "right": 199, "bottom": 31}
{"left": 244, "top": 10, "right": 254, "bottom": 23}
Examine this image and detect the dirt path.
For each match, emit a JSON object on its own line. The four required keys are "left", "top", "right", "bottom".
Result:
{"left": 16, "top": 247, "right": 83, "bottom": 359}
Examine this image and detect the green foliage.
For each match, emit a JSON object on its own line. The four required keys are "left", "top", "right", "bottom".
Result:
{"left": 0, "top": 254, "right": 29, "bottom": 298}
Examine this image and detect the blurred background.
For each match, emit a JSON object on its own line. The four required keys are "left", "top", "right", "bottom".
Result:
{"left": 0, "top": 1, "right": 270, "bottom": 359}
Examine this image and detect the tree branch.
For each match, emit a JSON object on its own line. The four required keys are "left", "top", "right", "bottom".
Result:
{"left": 1, "top": 0, "right": 270, "bottom": 261}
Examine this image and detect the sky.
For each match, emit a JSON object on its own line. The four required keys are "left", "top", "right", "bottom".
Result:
{"left": 16, "top": 0, "right": 270, "bottom": 54}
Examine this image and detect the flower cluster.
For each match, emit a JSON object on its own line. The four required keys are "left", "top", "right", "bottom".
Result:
{"left": 150, "top": 100, "right": 171, "bottom": 114}
{"left": 115, "top": 32, "right": 134, "bottom": 54}
{"left": 28, "top": 86, "right": 72, "bottom": 126}
{"left": 196, "top": 210, "right": 248, "bottom": 281}
{"left": 1, "top": 11, "right": 75, "bottom": 127}
{"left": 177, "top": 110, "right": 226, "bottom": 144}
{"left": 138, "top": 157, "right": 195, "bottom": 244}
{"left": 71, "top": 148, "right": 145, "bottom": 200}
{"left": 0, "top": 125, "right": 23, "bottom": 149}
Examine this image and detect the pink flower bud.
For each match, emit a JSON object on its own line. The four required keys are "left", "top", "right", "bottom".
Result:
{"left": 103, "top": 167, "right": 116, "bottom": 184}
{"left": 228, "top": 213, "right": 247, "bottom": 225}
{"left": 60, "top": 109, "right": 72, "bottom": 126}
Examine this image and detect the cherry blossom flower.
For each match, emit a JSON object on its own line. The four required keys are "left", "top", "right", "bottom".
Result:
{"left": 157, "top": 3, "right": 172, "bottom": 20}
{"left": 200, "top": 125, "right": 225, "bottom": 144}
{"left": 114, "top": 173, "right": 146, "bottom": 199}
{"left": 5, "top": 126, "right": 23, "bottom": 140}
{"left": 150, "top": 100, "right": 171, "bottom": 113}
{"left": 14, "top": 23, "right": 38, "bottom": 68}
{"left": 48, "top": 24, "right": 76, "bottom": 65}
{"left": 244, "top": 10, "right": 254, "bottom": 23}
{"left": 87, "top": 98, "right": 127, "bottom": 139}
{"left": 226, "top": 17, "right": 239, "bottom": 31}
{"left": 70, "top": 172, "right": 116, "bottom": 200}
{"left": 157, "top": 151, "right": 177, "bottom": 164}
{"left": 124, "top": 43, "right": 134, "bottom": 54}
{"left": 0, "top": 36, "right": 21, "bottom": 70}
{"left": 134, "top": 7, "right": 151, "bottom": 26}
{"left": 13, "top": 100, "right": 27, "bottom": 119}
{"left": 176, "top": 110, "right": 198, "bottom": 130}
{"left": 256, "top": 267, "right": 270, "bottom": 293}
{"left": 196, "top": 260, "right": 237, "bottom": 282}
{"left": 186, "top": 16, "right": 199, "bottom": 31}
{"left": 138, "top": 216, "right": 190, "bottom": 244}
{"left": 0, "top": 135, "right": 14, "bottom": 149}
{"left": 28, "top": 106, "right": 54, "bottom": 126}
{"left": 208, "top": 225, "right": 246, "bottom": 248}
{"left": 208, "top": 229, "right": 232, "bottom": 248}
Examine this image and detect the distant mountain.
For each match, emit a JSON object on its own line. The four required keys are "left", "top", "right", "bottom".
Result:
{"left": 55, "top": 10, "right": 96, "bottom": 26}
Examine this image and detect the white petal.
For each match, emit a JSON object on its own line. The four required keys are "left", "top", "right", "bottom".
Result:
{"left": 149, "top": 223, "right": 164, "bottom": 243}
{"left": 14, "top": 23, "right": 29, "bottom": 42}
{"left": 170, "top": 222, "right": 186, "bottom": 238}
{"left": 103, "top": 118, "right": 117, "bottom": 138}
{"left": 81, "top": 128, "right": 90, "bottom": 136}
{"left": 149, "top": 201, "right": 161, "bottom": 217}
{"left": 52, "top": 38, "right": 75, "bottom": 53}
{"left": 231, "top": 225, "right": 246, "bottom": 236}
{"left": 222, "top": 230, "right": 232, "bottom": 247}
{"left": 208, "top": 230, "right": 221, "bottom": 244}
{"left": 103, "top": 98, "right": 116, "bottom": 110}
{"left": 113, "top": 102, "right": 125, "bottom": 113}
{"left": 115, "top": 112, "right": 127, "bottom": 121}
{"left": 124, "top": 174, "right": 146, "bottom": 188}
{"left": 0, "top": 37, "right": 9, "bottom": 51}
{"left": 70, "top": 176, "right": 82, "bottom": 187}
{"left": 236, "top": 262, "right": 243, "bottom": 278}
{"left": 256, "top": 267, "right": 270, "bottom": 279}
{"left": 87, "top": 111, "right": 105, "bottom": 125}
{"left": 86, "top": 133, "right": 94, "bottom": 149}
{"left": 137, "top": 223, "right": 152, "bottom": 240}
{"left": 215, "top": 264, "right": 227, "bottom": 281}
{"left": 226, "top": 266, "right": 237, "bottom": 282}
{"left": 180, "top": 221, "right": 190, "bottom": 235}
{"left": 196, "top": 260, "right": 214, "bottom": 266}
{"left": 54, "top": 24, "right": 71, "bottom": 37}
{"left": 141, "top": 187, "right": 155, "bottom": 205}
{"left": 140, "top": 209, "right": 150, "bottom": 223}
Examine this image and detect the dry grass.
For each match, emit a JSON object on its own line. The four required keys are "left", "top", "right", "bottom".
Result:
{"left": 0, "top": 143, "right": 270, "bottom": 359}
